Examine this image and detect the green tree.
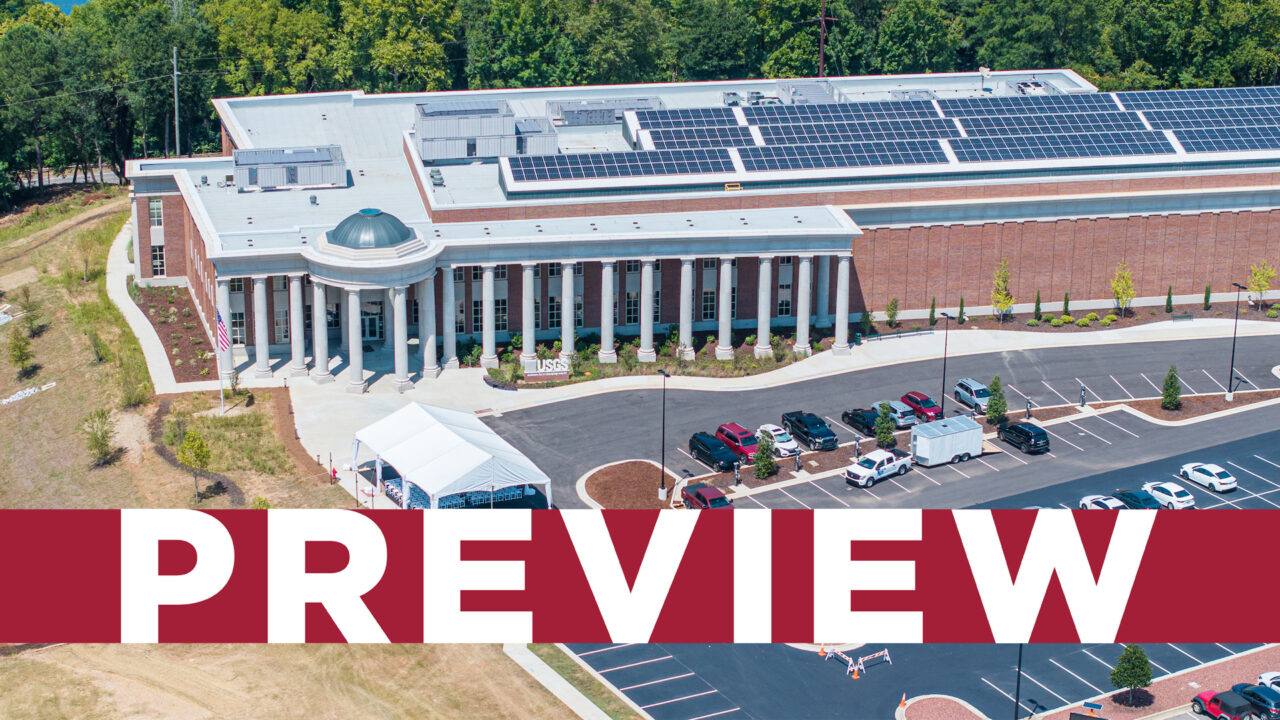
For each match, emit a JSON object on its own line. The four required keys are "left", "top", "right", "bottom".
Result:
{"left": 249, "top": 496, "right": 274, "bottom": 509}
{"left": 1112, "top": 260, "right": 1135, "bottom": 314}
{"left": 1204, "top": 284, "right": 1212, "bottom": 311}
{"left": 1161, "top": 364, "right": 1181, "bottom": 410}
{"left": 1165, "top": 285, "right": 1173, "bottom": 313}
{"left": 1062, "top": 292, "right": 1070, "bottom": 317}
{"left": 1033, "top": 290, "right": 1042, "bottom": 321}
{"left": 991, "top": 259, "right": 1014, "bottom": 321}
{"left": 16, "top": 286, "right": 40, "bottom": 337}
{"left": 461, "top": 0, "right": 578, "bottom": 88}
{"left": 874, "top": 401, "right": 897, "bottom": 447}
{"left": 859, "top": 306, "right": 874, "bottom": 336}
{"left": 1249, "top": 261, "right": 1276, "bottom": 303}
{"left": 661, "top": 0, "right": 756, "bottom": 81}
{"left": 80, "top": 408, "right": 115, "bottom": 466}
{"left": 203, "top": 0, "right": 335, "bottom": 96}
{"left": 885, "top": 297, "right": 899, "bottom": 328}
{"left": 336, "top": 0, "right": 458, "bottom": 92}
{"left": 0, "top": 23, "right": 62, "bottom": 186}
{"left": 754, "top": 431, "right": 777, "bottom": 479}
{"left": 876, "top": 0, "right": 959, "bottom": 74}
{"left": 986, "top": 375, "right": 1007, "bottom": 425}
{"left": 957, "top": 297, "right": 966, "bottom": 324}
{"left": 1110, "top": 644, "right": 1153, "bottom": 706}
{"left": 177, "top": 430, "right": 212, "bottom": 503}
{"left": 928, "top": 297, "right": 937, "bottom": 326}
{"left": 6, "top": 326, "right": 32, "bottom": 378}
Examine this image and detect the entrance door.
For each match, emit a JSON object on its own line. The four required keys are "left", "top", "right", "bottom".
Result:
{"left": 361, "top": 306, "right": 383, "bottom": 341}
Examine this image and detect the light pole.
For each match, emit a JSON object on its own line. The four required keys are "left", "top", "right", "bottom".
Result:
{"left": 1226, "top": 282, "right": 1246, "bottom": 401}
{"left": 658, "top": 369, "right": 670, "bottom": 501}
{"left": 1013, "top": 643, "right": 1024, "bottom": 719}
{"left": 939, "top": 312, "right": 953, "bottom": 415}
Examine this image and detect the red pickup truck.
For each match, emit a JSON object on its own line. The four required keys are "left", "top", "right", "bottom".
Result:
{"left": 1192, "top": 690, "right": 1257, "bottom": 720}
{"left": 681, "top": 483, "right": 732, "bottom": 509}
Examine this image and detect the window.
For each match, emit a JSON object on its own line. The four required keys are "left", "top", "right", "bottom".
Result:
{"left": 230, "top": 311, "right": 246, "bottom": 344}
{"left": 466, "top": 138, "right": 477, "bottom": 157}
{"left": 149, "top": 245, "right": 165, "bottom": 276}
{"left": 303, "top": 304, "right": 312, "bottom": 333}
{"left": 272, "top": 276, "right": 287, "bottom": 291}
{"left": 494, "top": 265, "right": 507, "bottom": 281}
{"left": 625, "top": 260, "right": 640, "bottom": 274}
{"left": 453, "top": 267, "right": 464, "bottom": 282}
{"left": 730, "top": 287, "right": 737, "bottom": 318}
{"left": 148, "top": 197, "right": 163, "bottom": 226}
{"left": 285, "top": 165, "right": 298, "bottom": 185}
{"left": 625, "top": 292, "right": 639, "bottom": 325}
{"left": 778, "top": 282, "right": 792, "bottom": 317}
{"left": 229, "top": 278, "right": 244, "bottom": 293}
{"left": 779, "top": 257, "right": 793, "bottom": 266}
{"left": 495, "top": 299, "right": 508, "bottom": 332}
{"left": 613, "top": 298, "right": 619, "bottom": 325}
{"left": 533, "top": 265, "right": 541, "bottom": 279}
{"left": 472, "top": 300, "right": 483, "bottom": 330}
{"left": 534, "top": 299, "right": 541, "bottom": 329}
{"left": 653, "top": 289, "right": 661, "bottom": 322}
{"left": 575, "top": 296, "right": 583, "bottom": 328}
{"left": 702, "top": 258, "right": 715, "bottom": 269}
{"left": 548, "top": 297, "right": 561, "bottom": 329}
{"left": 410, "top": 299, "right": 419, "bottom": 326}
{"left": 274, "top": 307, "right": 289, "bottom": 343}
{"left": 471, "top": 266, "right": 483, "bottom": 282}
{"left": 574, "top": 261, "right": 583, "bottom": 276}
{"left": 455, "top": 302, "right": 465, "bottom": 333}
{"left": 247, "top": 167, "right": 258, "bottom": 186}
{"left": 326, "top": 304, "right": 340, "bottom": 329}
{"left": 702, "top": 290, "right": 716, "bottom": 320}
{"left": 548, "top": 263, "right": 561, "bottom": 278}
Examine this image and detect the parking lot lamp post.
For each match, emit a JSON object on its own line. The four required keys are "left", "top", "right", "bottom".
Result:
{"left": 1226, "top": 282, "right": 1246, "bottom": 401}
{"left": 939, "top": 312, "right": 954, "bottom": 415}
{"left": 1013, "top": 643, "right": 1024, "bottom": 719}
{"left": 658, "top": 370, "right": 670, "bottom": 501}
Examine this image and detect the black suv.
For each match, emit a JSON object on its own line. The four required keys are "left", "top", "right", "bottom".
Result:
{"left": 780, "top": 411, "right": 838, "bottom": 451}
{"left": 997, "top": 422, "right": 1050, "bottom": 454}
{"left": 689, "top": 432, "right": 738, "bottom": 472}
{"left": 841, "top": 408, "right": 879, "bottom": 435}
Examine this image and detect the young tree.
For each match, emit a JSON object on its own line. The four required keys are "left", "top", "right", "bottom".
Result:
{"left": 177, "top": 430, "right": 212, "bottom": 503}
{"left": 75, "top": 231, "right": 97, "bottom": 283}
{"left": 1249, "top": 261, "right": 1276, "bottom": 304}
{"left": 885, "top": 298, "right": 900, "bottom": 328}
{"left": 986, "top": 375, "right": 1007, "bottom": 425}
{"left": 754, "top": 432, "right": 777, "bottom": 479}
{"left": 1164, "top": 285, "right": 1173, "bottom": 313}
{"left": 80, "top": 408, "right": 115, "bottom": 466}
{"left": 1033, "top": 290, "right": 1042, "bottom": 321}
{"left": 990, "top": 258, "right": 1014, "bottom": 321}
{"left": 6, "top": 326, "right": 32, "bottom": 378}
{"left": 874, "top": 402, "right": 897, "bottom": 448}
{"left": 249, "top": 496, "right": 274, "bottom": 509}
{"left": 928, "top": 297, "right": 937, "bottom": 326}
{"left": 1112, "top": 261, "right": 1135, "bottom": 315}
{"left": 1110, "top": 644, "right": 1153, "bottom": 706}
{"left": 1204, "top": 284, "right": 1212, "bottom": 311}
{"left": 1062, "top": 292, "right": 1070, "bottom": 317}
{"left": 16, "top": 286, "right": 41, "bottom": 337}
{"left": 1162, "top": 365, "right": 1182, "bottom": 410}
{"left": 860, "top": 306, "right": 874, "bottom": 336}
{"left": 957, "top": 297, "right": 966, "bottom": 324}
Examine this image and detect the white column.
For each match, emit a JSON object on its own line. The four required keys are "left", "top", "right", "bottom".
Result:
{"left": 560, "top": 262, "right": 575, "bottom": 359}
{"left": 216, "top": 278, "right": 233, "bottom": 382}
{"left": 311, "top": 279, "right": 332, "bottom": 383}
{"left": 795, "top": 256, "right": 812, "bottom": 356}
{"left": 833, "top": 254, "right": 851, "bottom": 354}
{"left": 392, "top": 285, "right": 411, "bottom": 391}
{"left": 288, "top": 275, "right": 306, "bottom": 376}
{"left": 817, "top": 255, "right": 831, "bottom": 326}
{"left": 598, "top": 261, "right": 617, "bottom": 363}
{"left": 442, "top": 267, "right": 458, "bottom": 369}
{"left": 480, "top": 265, "right": 498, "bottom": 368}
{"left": 754, "top": 256, "right": 773, "bottom": 358}
{"left": 521, "top": 263, "right": 536, "bottom": 368}
{"left": 346, "top": 288, "right": 365, "bottom": 393}
{"left": 715, "top": 258, "right": 733, "bottom": 360}
{"left": 419, "top": 271, "right": 438, "bottom": 378}
{"left": 382, "top": 288, "right": 393, "bottom": 345}
{"left": 638, "top": 259, "right": 656, "bottom": 362}
{"left": 678, "top": 258, "right": 694, "bottom": 360}
{"left": 252, "top": 276, "right": 271, "bottom": 377}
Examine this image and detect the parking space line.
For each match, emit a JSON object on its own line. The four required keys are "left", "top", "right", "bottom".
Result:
{"left": 913, "top": 467, "right": 943, "bottom": 485}
{"left": 1201, "top": 369, "right": 1228, "bottom": 392}
{"left": 1255, "top": 455, "right": 1280, "bottom": 471}
{"left": 1083, "top": 649, "right": 1114, "bottom": 670}
{"left": 599, "top": 655, "right": 673, "bottom": 673}
{"left": 999, "top": 449, "right": 1028, "bottom": 465}
{"left": 888, "top": 478, "right": 914, "bottom": 493}
{"left": 980, "top": 678, "right": 1037, "bottom": 715}
{"left": 1066, "top": 420, "right": 1112, "bottom": 445}
{"left": 619, "top": 673, "right": 694, "bottom": 691}
{"left": 1233, "top": 484, "right": 1280, "bottom": 508}
{"left": 1168, "top": 644, "right": 1202, "bottom": 664}
{"left": 778, "top": 487, "right": 812, "bottom": 509}
{"left": 578, "top": 644, "right": 635, "bottom": 657}
{"left": 1139, "top": 372, "right": 1161, "bottom": 393}
{"left": 678, "top": 448, "right": 695, "bottom": 460}
{"left": 744, "top": 494, "right": 768, "bottom": 508}
{"left": 1021, "top": 670, "right": 1071, "bottom": 705}
{"left": 1075, "top": 378, "right": 1105, "bottom": 403}
{"left": 1215, "top": 643, "right": 1236, "bottom": 655}
{"left": 1180, "top": 375, "right": 1198, "bottom": 394}
{"left": 859, "top": 485, "right": 881, "bottom": 500}
{"left": 1228, "top": 461, "right": 1280, "bottom": 490}
{"left": 1092, "top": 414, "right": 1140, "bottom": 438}
{"left": 1041, "top": 380, "right": 1073, "bottom": 405}
{"left": 687, "top": 709, "right": 742, "bottom": 720}
{"left": 1146, "top": 656, "right": 1171, "bottom": 675}
{"left": 1236, "top": 368, "right": 1256, "bottom": 389}
{"left": 825, "top": 416, "right": 858, "bottom": 435}
{"left": 809, "top": 481, "right": 851, "bottom": 507}
{"left": 945, "top": 463, "right": 971, "bottom": 479}
{"left": 1111, "top": 375, "right": 1135, "bottom": 399}
{"left": 640, "top": 689, "right": 717, "bottom": 710}
{"left": 1007, "top": 384, "right": 1041, "bottom": 407}
{"left": 975, "top": 457, "right": 1000, "bottom": 472}
{"left": 1043, "top": 427, "right": 1084, "bottom": 452}
{"left": 1058, "top": 503, "right": 1072, "bottom": 509}
{"left": 1050, "top": 658, "right": 1103, "bottom": 693}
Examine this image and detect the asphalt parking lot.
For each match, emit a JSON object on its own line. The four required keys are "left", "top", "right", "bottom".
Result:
{"left": 565, "top": 643, "right": 745, "bottom": 720}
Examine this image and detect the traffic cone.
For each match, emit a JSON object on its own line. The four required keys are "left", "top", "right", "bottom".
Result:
{"left": 817, "top": 646, "right": 826, "bottom": 658}
{"left": 899, "top": 693, "right": 907, "bottom": 708}
{"left": 851, "top": 666, "right": 859, "bottom": 680}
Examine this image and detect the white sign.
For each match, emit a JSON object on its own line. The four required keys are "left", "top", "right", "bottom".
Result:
{"left": 535, "top": 359, "right": 569, "bottom": 374}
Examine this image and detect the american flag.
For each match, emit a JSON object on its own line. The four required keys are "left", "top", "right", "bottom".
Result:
{"left": 216, "top": 310, "right": 230, "bottom": 352}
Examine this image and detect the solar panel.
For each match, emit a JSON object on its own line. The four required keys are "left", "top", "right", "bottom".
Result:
{"left": 507, "top": 149, "right": 736, "bottom": 182}
{"left": 756, "top": 118, "right": 960, "bottom": 145}
{"left": 647, "top": 126, "right": 756, "bottom": 149}
{"left": 1174, "top": 126, "right": 1280, "bottom": 153}
{"left": 1116, "top": 86, "right": 1280, "bottom": 110}
{"left": 742, "top": 101, "right": 940, "bottom": 124}
{"left": 949, "top": 131, "right": 1175, "bottom": 163}
{"left": 939, "top": 94, "right": 1119, "bottom": 117}
{"left": 633, "top": 107, "right": 738, "bottom": 129}
{"left": 959, "top": 111, "right": 1148, "bottom": 136}
{"left": 1144, "top": 105, "right": 1280, "bottom": 129}
{"left": 738, "top": 140, "right": 948, "bottom": 172}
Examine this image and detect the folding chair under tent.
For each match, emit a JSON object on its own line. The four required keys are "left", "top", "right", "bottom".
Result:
{"left": 351, "top": 402, "right": 553, "bottom": 509}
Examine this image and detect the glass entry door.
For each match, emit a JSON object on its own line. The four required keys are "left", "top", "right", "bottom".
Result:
{"left": 361, "top": 302, "right": 384, "bottom": 341}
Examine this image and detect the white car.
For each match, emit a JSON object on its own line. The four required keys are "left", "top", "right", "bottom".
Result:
{"left": 757, "top": 424, "right": 800, "bottom": 457}
{"left": 1141, "top": 481, "right": 1196, "bottom": 509}
{"left": 1261, "top": 672, "right": 1280, "bottom": 692}
{"left": 1080, "top": 495, "right": 1127, "bottom": 510}
{"left": 1179, "top": 463, "right": 1238, "bottom": 492}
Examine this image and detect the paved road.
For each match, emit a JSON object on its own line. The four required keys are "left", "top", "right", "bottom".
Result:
{"left": 486, "top": 335, "right": 1279, "bottom": 507}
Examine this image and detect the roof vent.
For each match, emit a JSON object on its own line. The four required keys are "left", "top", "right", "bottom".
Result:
{"left": 309, "top": 195, "right": 318, "bottom": 206}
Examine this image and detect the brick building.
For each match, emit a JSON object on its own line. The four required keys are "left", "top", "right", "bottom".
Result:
{"left": 125, "top": 69, "right": 1280, "bottom": 392}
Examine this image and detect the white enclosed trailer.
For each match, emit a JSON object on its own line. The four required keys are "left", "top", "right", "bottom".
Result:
{"left": 910, "top": 416, "right": 984, "bottom": 467}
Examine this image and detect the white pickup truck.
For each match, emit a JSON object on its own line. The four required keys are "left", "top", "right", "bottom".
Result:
{"left": 843, "top": 449, "right": 914, "bottom": 487}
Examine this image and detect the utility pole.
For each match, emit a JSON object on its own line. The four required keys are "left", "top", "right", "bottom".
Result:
{"left": 172, "top": 46, "right": 180, "bottom": 158}
{"left": 811, "top": 0, "right": 837, "bottom": 77}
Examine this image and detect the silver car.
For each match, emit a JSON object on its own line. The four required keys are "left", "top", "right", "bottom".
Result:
{"left": 954, "top": 378, "right": 991, "bottom": 412}
{"left": 872, "top": 400, "right": 917, "bottom": 428}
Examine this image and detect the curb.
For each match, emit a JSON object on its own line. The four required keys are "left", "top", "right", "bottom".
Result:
{"left": 896, "top": 694, "right": 992, "bottom": 720}
{"left": 576, "top": 459, "right": 687, "bottom": 509}
{"left": 502, "top": 644, "right": 613, "bottom": 720}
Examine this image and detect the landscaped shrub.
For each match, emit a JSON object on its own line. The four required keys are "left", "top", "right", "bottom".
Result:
{"left": 1268, "top": 309, "right": 1279, "bottom": 319}
{"left": 1085, "top": 312, "right": 1099, "bottom": 322}
{"left": 1100, "top": 316, "right": 1114, "bottom": 326}
{"left": 1076, "top": 317, "right": 1091, "bottom": 327}
{"left": 1050, "top": 318, "right": 1064, "bottom": 327}
{"left": 744, "top": 334, "right": 756, "bottom": 346}
{"left": 1060, "top": 314, "right": 1074, "bottom": 323}
{"left": 1026, "top": 319, "right": 1039, "bottom": 327}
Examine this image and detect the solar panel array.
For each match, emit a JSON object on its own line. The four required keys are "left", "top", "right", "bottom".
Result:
{"left": 959, "top": 111, "right": 1147, "bottom": 136}
{"left": 741, "top": 100, "right": 940, "bottom": 124}
{"left": 738, "top": 140, "right": 948, "bottom": 172}
{"left": 949, "top": 131, "right": 1176, "bottom": 163}
{"left": 508, "top": 149, "right": 734, "bottom": 181}
{"left": 647, "top": 126, "right": 756, "bottom": 149}
{"left": 1115, "top": 86, "right": 1280, "bottom": 110}
{"left": 632, "top": 107, "right": 737, "bottom": 128}
{"left": 1173, "top": 126, "right": 1280, "bottom": 153}
{"left": 1144, "top": 106, "right": 1280, "bottom": 129}
{"left": 938, "top": 93, "right": 1120, "bottom": 117}
{"left": 756, "top": 118, "right": 960, "bottom": 145}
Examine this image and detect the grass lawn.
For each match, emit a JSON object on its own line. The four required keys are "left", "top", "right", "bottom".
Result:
{"left": 529, "top": 644, "right": 643, "bottom": 720}
{"left": 0, "top": 185, "right": 124, "bottom": 249}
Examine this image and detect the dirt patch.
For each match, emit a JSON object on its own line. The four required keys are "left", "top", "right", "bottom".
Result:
{"left": 115, "top": 409, "right": 150, "bottom": 463}
{"left": 1087, "top": 388, "right": 1280, "bottom": 421}
{"left": 0, "top": 267, "right": 37, "bottom": 292}
{"left": 584, "top": 460, "right": 682, "bottom": 509}
{"left": 135, "top": 285, "right": 217, "bottom": 383}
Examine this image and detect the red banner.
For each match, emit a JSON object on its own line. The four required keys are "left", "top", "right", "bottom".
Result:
{"left": 0, "top": 509, "right": 1258, "bottom": 644}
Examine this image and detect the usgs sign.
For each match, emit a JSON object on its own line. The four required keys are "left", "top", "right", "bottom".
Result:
{"left": 526, "top": 358, "right": 570, "bottom": 382}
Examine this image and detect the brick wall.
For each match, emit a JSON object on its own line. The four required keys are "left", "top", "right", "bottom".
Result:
{"left": 220, "top": 125, "right": 236, "bottom": 155}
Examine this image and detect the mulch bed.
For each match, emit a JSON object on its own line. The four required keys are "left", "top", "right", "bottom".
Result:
{"left": 1089, "top": 387, "right": 1280, "bottom": 420}
{"left": 583, "top": 461, "right": 681, "bottom": 509}
{"left": 958, "top": 301, "right": 1278, "bottom": 334}
{"left": 135, "top": 286, "right": 217, "bottom": 382}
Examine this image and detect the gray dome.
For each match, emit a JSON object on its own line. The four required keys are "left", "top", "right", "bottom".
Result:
{"left": 329, "top": 208, "right": 413, "bottom": 249}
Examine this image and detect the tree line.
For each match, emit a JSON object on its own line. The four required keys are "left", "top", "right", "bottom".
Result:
{"left": 2, "top": 0, "right": 1280, "bottom": 205}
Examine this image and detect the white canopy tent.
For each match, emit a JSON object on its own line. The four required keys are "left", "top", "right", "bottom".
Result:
{"left": 352, "top": 402, "right": 553, "bottom": 509}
